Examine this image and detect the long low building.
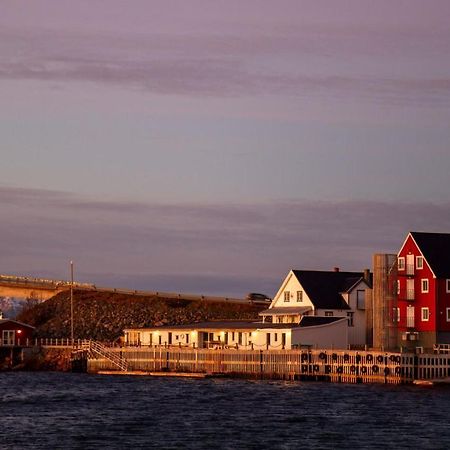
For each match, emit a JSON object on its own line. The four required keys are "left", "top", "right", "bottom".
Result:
{"left": 124, "top": 316, "right": 348, "bottom": 350}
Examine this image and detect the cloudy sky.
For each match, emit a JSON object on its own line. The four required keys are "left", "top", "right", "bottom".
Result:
{"left": 1, "top": 1, "right": 449, "bottom": 296}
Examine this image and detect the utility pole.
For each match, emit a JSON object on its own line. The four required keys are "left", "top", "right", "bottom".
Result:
{"left": 70, "top": 260, "right": 74, "bottom": 346}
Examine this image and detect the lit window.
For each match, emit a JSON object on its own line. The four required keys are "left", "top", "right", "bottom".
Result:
{"left": 416, "top": 256, "right": 424, "bottom": 269}
{"left": 446, "top": 279, "right": 450, "bottom": 293}
{"left": 284, "top": 291, "right": 290, "bottom": 302}
{"left": 296, "top": 290, "right": 303, "bottom": 302}
{"left": 421, "top": 279, "right": 429, "bottom": 293}
{"left": 396, "top": 280, "right": 401, "bottom": 296}
{"left": 325, "top": 311, "right": 333, "bottom": 317}
{"left": 421, "top": 307, "right": 430, "bottom": 321}
{"left": 447, "top": 308, "right": 450, "bottom": 322}
{"left": 398, "top": 257, "right": 405, "bottom": 270}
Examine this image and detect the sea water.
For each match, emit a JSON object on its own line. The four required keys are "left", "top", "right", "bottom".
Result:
{"left": 1, "top": 372, "right": 450, "bottom": 449}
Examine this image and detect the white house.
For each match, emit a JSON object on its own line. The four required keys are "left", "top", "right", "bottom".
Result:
{"left": 124, "top": 316, "right": 348, "bottom": 351}
{"left": 259, "top": 269, "right": 371, "bottom": 348}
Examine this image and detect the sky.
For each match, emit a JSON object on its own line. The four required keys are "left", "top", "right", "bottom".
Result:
{"left": 1, "top": 1, "right": 450, "bottom": 296}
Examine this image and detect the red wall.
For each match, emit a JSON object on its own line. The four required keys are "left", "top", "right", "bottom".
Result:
{"left": 397, "top": 235, "right": 436, "bottom": 333}
{"left": 0, "top": 321, "right": 35, "bottom": 345}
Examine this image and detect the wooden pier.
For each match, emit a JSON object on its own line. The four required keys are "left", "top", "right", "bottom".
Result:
{"left": 84, "top": 345, "right": 450, "bottom": 385}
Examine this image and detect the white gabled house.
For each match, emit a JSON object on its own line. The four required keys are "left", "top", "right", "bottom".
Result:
{"left": 260, "top": 268, "right": 371, "bottom": 348}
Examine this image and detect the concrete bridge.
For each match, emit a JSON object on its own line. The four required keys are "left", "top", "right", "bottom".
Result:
{"left": 0, "top": 274, "right": 78, "bottom": 300}
{"left": 0, "top": 274, "right": 270, "bottom": 305}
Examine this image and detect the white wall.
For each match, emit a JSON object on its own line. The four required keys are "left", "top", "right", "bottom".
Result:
{"left": 271, "top": 271, "right": 314, "bottom": 310}
{"left": 291, "top": 320, "right": 348, "bottom": 349}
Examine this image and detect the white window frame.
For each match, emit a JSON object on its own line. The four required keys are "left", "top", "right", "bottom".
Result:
{"left": 447, "top": 308, "right": 450, "bottom": 322}
{"left": 446, "top": 279, "right": 450, "bottom": 293}
{"left": 398, "top": 257, "right": 405, "bottom": 271}
{"left": 416, "top": 256, "right": 424, "bottom": 270}
{"left": 284, "top": 291, "right": 290, "bottom": 302}
{"left": 396, "top": 280, "right": 401, "bottom": 296}
{"left": 296, "top": 290, "right": 303, "bottom": 302}
{"left": 421, "top": 307, "right": 430, "bottom": 322}
{"left": 421, "top": 279, "right": 429, "bottom": 293}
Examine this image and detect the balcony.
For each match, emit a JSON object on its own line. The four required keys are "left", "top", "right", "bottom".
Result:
{"left": 399, "top": 264, "right": 415, "bottom": 276}
{"left": 398, "top": 289, "right": 415, "bottom": 301}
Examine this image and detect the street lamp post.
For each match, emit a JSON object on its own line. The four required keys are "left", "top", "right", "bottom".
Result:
{"left": 70, "top": 260, "right": 74, "bottom": 346}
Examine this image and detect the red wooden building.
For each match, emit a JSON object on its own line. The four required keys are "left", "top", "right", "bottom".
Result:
{"left": 397, "top": 232, "right": 450, "bottom": 349}
{"left": 0, "top": 318, "right": 35, "bottom": 346}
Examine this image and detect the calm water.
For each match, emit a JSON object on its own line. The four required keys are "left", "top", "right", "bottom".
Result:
{"left": 1, "top": 372, "right": 450, "bottom": 449}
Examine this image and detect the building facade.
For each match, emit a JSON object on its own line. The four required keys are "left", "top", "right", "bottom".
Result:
{"left": 260, "top": 269, "right": 371, "bottom": 348}
{"left": 396, "top": 232, "right": 450, "bottom": 350}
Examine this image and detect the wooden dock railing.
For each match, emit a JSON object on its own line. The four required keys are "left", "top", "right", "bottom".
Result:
{"left": 85, "top": 346, "right": 450, "bottom": 384}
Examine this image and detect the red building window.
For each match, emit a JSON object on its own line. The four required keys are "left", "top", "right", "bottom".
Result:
{"left": 421, "top": 279, "right": 429, "bottom": 293}
{"left": 416, "top": 256, "right": 424, "bottom": 269}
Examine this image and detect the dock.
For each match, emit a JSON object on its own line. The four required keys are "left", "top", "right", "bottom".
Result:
{"left": 97, "top": 370, "right": 219, "bottom": 378}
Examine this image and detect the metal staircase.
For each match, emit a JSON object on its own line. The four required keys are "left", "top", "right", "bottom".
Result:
{"left": 82, "top": 340, "right": 128, "bottom": 371}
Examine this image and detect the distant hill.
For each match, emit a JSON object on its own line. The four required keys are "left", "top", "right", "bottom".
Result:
{"left": 16, "top": 290, "right": 266, "bottom": 341}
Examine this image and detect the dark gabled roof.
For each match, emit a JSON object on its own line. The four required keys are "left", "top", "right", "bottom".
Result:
{"left": 0, "top": 319, "right": 35, "bottom": 329}
{"left": 125, "top": 321, "right": 299, "bottom": 331}
{"left": 410, "top": 232, "right": 450, "bottom": 278}
{"left": 292, "top": 270, "right": 370, "bottom": 310}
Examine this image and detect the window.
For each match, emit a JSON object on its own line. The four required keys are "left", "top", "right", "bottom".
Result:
{"left": 421, "top": 279, "right": 429, "bottom": 293}
{"left": 347, "top": 312, "right": 354, "bottom": 327}
{"left": 396, "top": 280, "right": 401, "bottom": 296}
{"left": 398, "top": 257, "right": 405, "bottom": 270}
{"left": 357, "top": 290, "right": 365, "bottom": 309}
{"left": 325, "top": 311, "right": 333, "bottom": 317}
{"left": 446, "top": 279, "right": 450, "bottom": 293}
{"left": 284, "top": 291, "right": 290, "bottom": 302}
{"left": 407, "top": 306, "right": 415, "bottom": 328}
{"left": 447, "top": 308, "right": 450, "bottom": 322}
{"left": 274, "top": 333, "right": 278, "bottom": 342}
{"left": 421, "top": 307, "right": 430, "bottom": 321}
{"left": 416, "top": 256, "right": 424, "bottom": 269}
{"left": 393, "top": 307, "right": 400, "bottom": 323}
{"left": 296, "top": 290, "right": 303, "bottom": 302}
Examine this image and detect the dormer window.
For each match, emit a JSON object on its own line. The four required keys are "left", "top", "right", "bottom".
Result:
{"left": 416, "top": 256, "right": 424, "bottom": 270}
{"left": 284, "top": 291, "right": 290, "bottom": 302}
{"left": 398, "top": 257, "right": 405, "bottom": 271}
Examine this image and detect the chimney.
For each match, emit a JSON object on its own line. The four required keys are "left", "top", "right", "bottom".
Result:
{"left": 363, "top": 268, "right": 370, "bottom": 282}
{"left": 333, "top": 267, "right": 340, "bottom": 272}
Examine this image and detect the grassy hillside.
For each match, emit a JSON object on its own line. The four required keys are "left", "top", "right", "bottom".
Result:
{"left": 16, "top": 290, "right": 266, "bottom": 341}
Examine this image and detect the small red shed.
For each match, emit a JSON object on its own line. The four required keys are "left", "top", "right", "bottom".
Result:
{"left": 0, "top": 318, "right": 35, "bottom": 346}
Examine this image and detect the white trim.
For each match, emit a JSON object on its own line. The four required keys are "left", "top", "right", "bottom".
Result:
{"left": 446, "top": 308, "right": 450, "bottom": 322}
{"left": 398, "top": 256, "right": 405, "bottom": 271}
{"left": 406, "top": 233, "right": 437, "bottom": 279}
{"left": 421, "top": 278, "right": 429, "bottom": 293}
{"left": 446, "top": 279, "right": 450, "bottom": 293}
{"left": 421, "top": 307, "right": 430, "bottom": 322}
